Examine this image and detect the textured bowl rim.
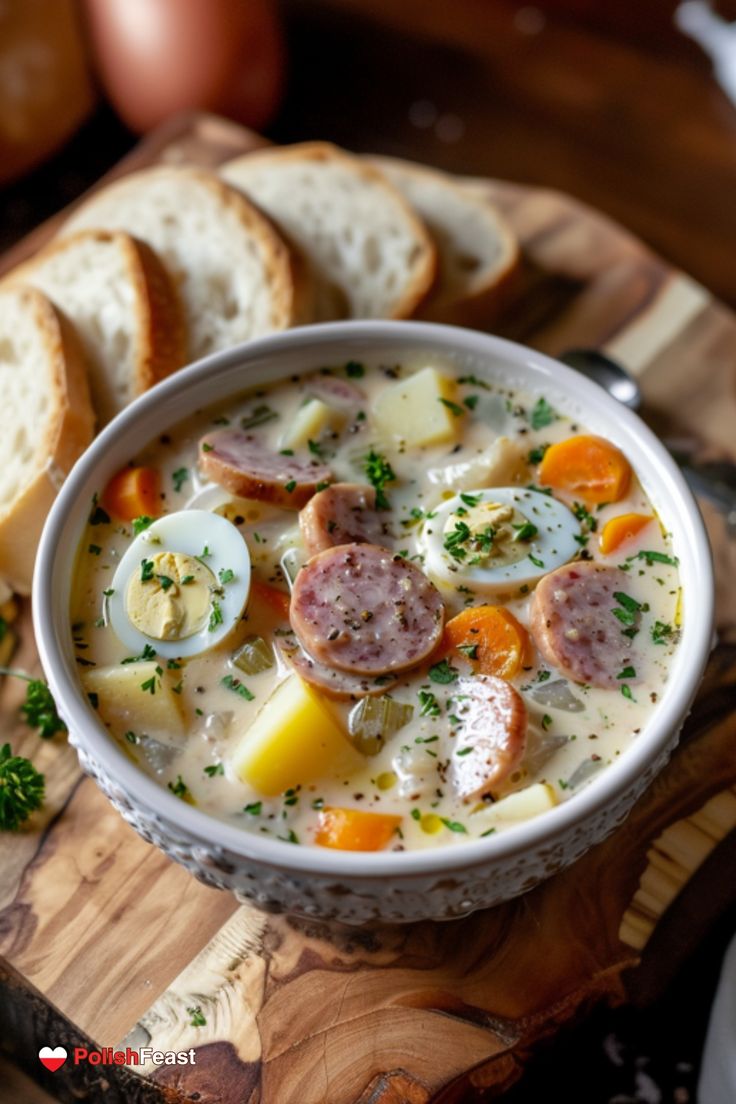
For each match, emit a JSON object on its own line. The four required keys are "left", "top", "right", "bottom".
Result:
{"left": 33, "top": 320, "right": 714, "bottom": 880}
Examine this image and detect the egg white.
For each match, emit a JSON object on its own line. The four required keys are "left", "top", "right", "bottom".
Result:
{"left": 420, "top": 487, "right": 581, "bottom": 591}
{"left": 107, "top": 510, "right": 251, "bottom": 658}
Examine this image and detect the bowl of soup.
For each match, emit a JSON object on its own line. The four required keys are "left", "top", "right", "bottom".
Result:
{"left": 33, "top": 321, "right": 714, "bottom": 924}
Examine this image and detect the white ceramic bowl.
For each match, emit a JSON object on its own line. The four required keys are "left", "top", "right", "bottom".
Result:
{"left": 33, "top": 322, "right": 714, "bottom": 925}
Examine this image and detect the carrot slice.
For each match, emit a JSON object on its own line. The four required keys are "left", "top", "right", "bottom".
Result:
{"left": 599, "top": 512, "right": 653, "bottom": 554}
{"left": 441, "top": 605, "right": 531, "bottom": 680}
{"left": 538, "top": 434, "right": 631, "bottom": 505}
{"left": 249, "top": 579, "right": 291, "bottom": 620}
{"left": 102, "top": 466, "right": 161, "bottom": 521}
{"left": 315, "top": 808, "right": 402, "bottom": 851}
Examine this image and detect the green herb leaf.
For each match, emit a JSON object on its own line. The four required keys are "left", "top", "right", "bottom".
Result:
{"left": 140, "top": 558, "right": 154, "bottom": 582}
{"left": 0, "top": 742, "right": 45, "bottom": 830}
{"left": 438, "top": 397, "right": 464, "bottom": 417}
{"left": 244, "top": 801, "right": 262, "bottom": 815}
{"left": 418, "top": 689, "right": 441, "bottom": 717}
{"left": 363, "top": 449, "right": 397, "bottom": 510}
{"left": 632, "top": 550, "right": 679, "bottom": 567}
{"left": 208, "top": 600, "right": 223, "bottom": 632}
{"left": 88, "top": 544, "right": 102, "bottom": 556}
{"left": 284, "top": 479, "right": 297, "bottom": 494}
{"left": 122, "top": 644, "right": 157, "bottom": 665}
{"left": 428, "top": 659, "right": 459, "bottom": 685}
{"left": 221, "top": 674, "right": 254, "bottom": 701}
{"left": 651, "top": 621, "right": 673, "bottom": 645}
{"left": 187, "top": 1006, "right": 206, "bottom": 1027}
{"left": 617, "top": 666, "right": 637, "bottom": 680}
{"left": 132, "top": 515, "right": 154, "bottom": 534}
{"left": 345, "top": 360, "right": 364, "bottom": 378}
{"left": 530, "top": 397, "right": 557, "bottom": 430}
{"left": 441, "top": 818, "right": 468, "bottom": 834}
{"left": 218, "top": 568, "right": 235, "bottom": 585}
{"left": 513, "top": 522, "right": 538, "bottom": 542}
{"left": 463, "top": 395, "right": 479, "bottom": 410}
{"left": 168, "top": 774, "right": 190, "bottom": 799}
{"left": 204, "top": 763, "right": 224, "bottom": 777}
{"left": 172, "top": 468, "right": 189, "bottom": 493}
{"left": 527, "top": 444, "right": 549, "bottom": 464}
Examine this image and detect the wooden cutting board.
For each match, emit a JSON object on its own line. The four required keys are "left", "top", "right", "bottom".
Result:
{"left": 1, "top": 113, "right": 736, "bottom": 1104}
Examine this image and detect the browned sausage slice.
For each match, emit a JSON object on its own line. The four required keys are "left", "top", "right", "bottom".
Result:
{"left": 451, "top": 675, "right": 527, "bottom": 802}
{"left": 199, "top": 428, "right": 333, "bottom": 509}
{"left": 290, "top": 543, "right": 445, "bottom": 676}
{"left": 279, "top": 642, "right": 398, "bottom": 700}
{"left": 299, "top": 483, "right": 388, "bottom": 555}
{"left": 529, "top": 561, "right": 640, "bottom": 689}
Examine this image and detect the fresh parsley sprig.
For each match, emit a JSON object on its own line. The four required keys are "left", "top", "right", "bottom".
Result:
{"left": 0, "top": 668, "right": 66, "bottom": 740}
{"left": 0, "top": 742, "right": 45, "bottom": 830}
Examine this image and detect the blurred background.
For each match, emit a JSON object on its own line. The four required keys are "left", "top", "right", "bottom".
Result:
{"left": 2, "top": 2, "right": 736, "bottom": 1101}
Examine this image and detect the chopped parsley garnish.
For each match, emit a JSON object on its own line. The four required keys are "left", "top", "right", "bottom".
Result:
{"left": 103, "top": 588, "right": 115, "bottom": 597}
{"left": 621, "top": 684, "right": 635, "bottom": 701}
{"left": 140, "top": 558, "right": 155, "bottom": 582}
{"left": 542, "top": 714, "right": 553, "bottom": 730}
{"left": 141, "top": 676, "right": 157, "bottom": 694}
{"left": 122, "top": 644, "right": 157, "bottom": 664}
{"left": 428, "top": 659, "right": 459, "bottom": 684}
{"left": 88, "top": 500, "right": 111, "bottom": 526}
{"left": 125, "top": 731, "right": 138, "bottom": 744}
{"left": 617, "top": 666, "right": 637, "bottom": 680}
{"left": 529, "top": 397, "right": 557, "bottom": 430}
{"left": 201, "top": 442, "right": 213, "bottom": 452}
{"left": 204, "top": 763, "right": 224, "bottom": 777}
{"left": 278, "top": 829, "right": 300, "bottom": 844}
{"left": 198, "top": 544, "right": 212, "bottom": 560}
{"left": 463, "top": 395, "right": 479, "bottom": 410}
{"left": 172, "top": 467, "right": 189, "bottom": 493}
{"left": 651, "top": 621, "right": 673, "bottom": 645}
{"left": 630, "top": 550, "right": 679, "bottom": 567}
{"left": 218, "top": 568, "right": 235, "bottom": 585}
{"left": 280, "top": 448, "right": 294, "bottom": 456}
{"left": 208, "top": 600, "right": 223, "bottom": 632}
{"left": 187, "top": 1006, "right": 206, "bottom": 1027}
{"left": 363, "top": 449, "right": 397, "bottom": 510}
{"left": 132, "top": 515, "right": 154, "bottom": 534}
{"left": 573, "top": 502, "right": 598, "bottom": 532}
{"left": 157, "top": 575, "right": 174, "bottom": 591}
{"left": 221, "top": 674, "right": 254, "bottom": 701}
{"left": 181, "top": 575, "right": 194, "bottom": 585}
{"left": 88, "top": 544, "right": 102, "bottom": 555}
{"left": 455, "top": 746, "right": 473, "bottom": 756}
{"left": 528, "top": 553, "right": 545, "bottom": 568}
{"left": 613, "top": 592, "right": 642, "bottom": 614}
{"left": 410, "top": 808, "right": 421, "bottom": 821}
{"left": 527, "top": 444, "right": 549, "bottom": 464}
{"left": 418, "top": 689, "right": 441, "bottom": 717}
{"left": 457, "top": 643, "right": 478, "bottom": 660}
{"left": 458, "top": 374, "right": 491, "bottom": 390}
{"left": 459, "top": 492, "right": 481, "bottom": 508}
{"left": 441, "top": 818, "right": 468, "bottom": 834}
{"left": 167, "top": 659, "right": 182, "bottom": 669}
{"left": 241, "top": 404, "right": 278, "bottom": 430}
{"left": 244, "top": 801, "right": 262, "bottom": 815}
{"left": 307, "top": 439, "right": 323, "bottom": 457}
{"left": 284, "top": 479, "right": 297, "bottom": 494}
{"left": 168, "top": 775, "right": 190, "bottom": 799}
{"left": 345, "top": 360, "right": 365, "bottom": 377}
{"left": 438, "top": 397, "right": 465, "bottom": 417}
{"left": 513, "top": 522, "right": 538, "bottom": 542}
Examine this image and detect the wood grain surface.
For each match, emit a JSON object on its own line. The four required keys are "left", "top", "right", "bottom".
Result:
{"left": 1, "top": 114, "right": 735, "bottom": 1103}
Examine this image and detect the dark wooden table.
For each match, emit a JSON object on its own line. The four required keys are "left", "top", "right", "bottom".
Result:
{"left": 1, "top": 4, "right": 735, "bottom": 1102}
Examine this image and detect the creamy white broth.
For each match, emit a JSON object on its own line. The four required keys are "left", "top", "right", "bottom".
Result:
{"left": 71, "top": 356, "right": 681, "bottom": 851}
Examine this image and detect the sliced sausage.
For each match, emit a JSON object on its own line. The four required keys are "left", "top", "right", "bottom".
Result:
{"left": 279, "top": 643, "right": 398, "bottom": 700}
{"left": 199, "top": 428, "right": 333, "bottom": 509}
{"left": 306, "top": 373, "right": 365, "bottom": 409}
{"left": 290, "top": 543, "right": 445, "bottom": 676}
{"left": 529, "top": 561, "right": 640, "bottom": 689}
{"left": 450, "top": 674, "right": 527, "bottom": 802}
{"left": 299, "top": 483, "right": 388, "bottom": 555}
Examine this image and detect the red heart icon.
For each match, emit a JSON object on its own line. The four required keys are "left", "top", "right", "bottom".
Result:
{"left": 38, "top": 1046, "right": 67, "bottom": 1072}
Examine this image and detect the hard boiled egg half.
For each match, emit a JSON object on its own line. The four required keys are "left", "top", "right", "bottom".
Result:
{"left": 108, "top": 510, "right": 251, "bottom": 658}
{"left": 420, "top": 487, "right": 581, "bottom": 592}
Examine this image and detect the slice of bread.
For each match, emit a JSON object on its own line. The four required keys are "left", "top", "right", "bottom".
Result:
{"left": 0, "top": 286, "right": 95, "bottom": 594}
{"left": 369, "top": 156, "right": 520, "bottom": 327}
{"left": 220, "top": 142, "right": 437, "bottom": 321}
{"left": 3, "top": 230, "right": 186, "bottom": 425}
{"left": 61, "top": 166, "right": 300, "bottom": 361}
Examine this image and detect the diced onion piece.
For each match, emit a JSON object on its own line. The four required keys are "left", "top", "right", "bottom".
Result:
{"left": 348, "top": 696, "right": 415, "bottom": 756}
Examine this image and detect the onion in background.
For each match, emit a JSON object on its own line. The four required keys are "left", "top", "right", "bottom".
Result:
{"left": 82, "top": 0, "right": 285, "bottom": 134}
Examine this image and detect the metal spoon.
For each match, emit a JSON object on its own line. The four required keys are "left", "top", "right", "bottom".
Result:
{"left": 559, "top": 346, "right": 736, "bottom": 532}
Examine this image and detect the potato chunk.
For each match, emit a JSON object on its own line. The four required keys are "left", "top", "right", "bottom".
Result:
{"left": 372, "top": 366, "right": 461, "bottom": 448}
{"left": 231, "top": 674, "right": 359, "bottom": 795}
{"left": 492, "top": 782, "right": 558, "bottom": 821}
{"left": 82, "top": 661, "right": 185, "bottom": 743}
{"left": 281, "top": 398, "right": 346, "bottom": 450}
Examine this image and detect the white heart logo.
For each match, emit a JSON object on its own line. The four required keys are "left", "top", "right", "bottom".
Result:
{"left": 38, "top": 1046, "right": 67, "bottom": 1072}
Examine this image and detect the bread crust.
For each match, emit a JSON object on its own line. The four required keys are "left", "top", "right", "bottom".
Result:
{"left": 0, "top": 287, "right": 94, "bottom": 594}
{"left": 222, "top": 142, "right": 437, "bottom": 320}
{"left": 369, "top": 155, "right": 520, "bottom": 328}
{"left": 62, "top": 166, "right": 300, "bottom": 349}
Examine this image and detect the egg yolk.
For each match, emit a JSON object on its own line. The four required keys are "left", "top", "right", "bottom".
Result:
{"left": 442, "top": 501, "right": 531, "bottom": 568}
{"left": 125, "top": 550, "right": 215, "bottom": 641}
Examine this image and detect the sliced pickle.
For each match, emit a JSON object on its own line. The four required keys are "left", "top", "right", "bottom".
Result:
{"left": 348, "top": 696, "right": 415, "bottom": 756}
{"left": 233, "top": 636, "right": 275, "bottom": 676}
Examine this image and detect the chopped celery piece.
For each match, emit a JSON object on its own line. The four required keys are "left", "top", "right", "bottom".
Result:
{"left": 530, "top": 679, "right": 584, "bottom": 713}
{"left": 233, "top": 636, "right": 275, "bottom": 676}
{"left": 348, "top": 696, "right": 414, "bottom": 756}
